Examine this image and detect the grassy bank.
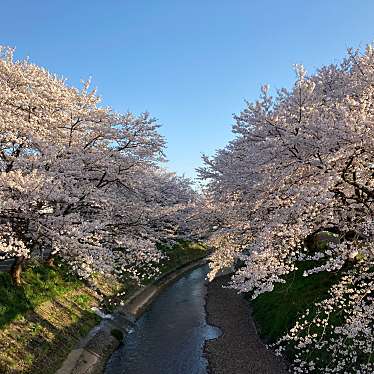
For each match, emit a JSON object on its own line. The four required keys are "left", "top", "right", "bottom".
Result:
{"left": 250, "top": 261, "right": 339, "bottom": 344}
{"left": 0, "top": 241, "right": 207, "bottom": 374}
{"left": 248, "top": 259, "right": 346, "bottom": 374}
{"left": 157, "top": 240, "right": 207, "bottom": 274}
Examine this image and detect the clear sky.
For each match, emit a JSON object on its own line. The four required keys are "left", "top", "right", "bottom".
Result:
{"left": 1, "top": 1, "right": 374, "bottom": 180}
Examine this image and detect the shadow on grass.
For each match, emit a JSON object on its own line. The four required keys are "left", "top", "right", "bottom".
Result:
{"left": 0, "top": 263, "right": 101, "bottom": 373}
{"left": 0, "top": 294, "right": 100, "bottom": 374}
{"left": 26, "top": 306, "right": 99, "bottom": 374}
{"left": 0, "top": 272, "right": 32, "bottom": 328}
{"left": 0, "top": 263, "right": 81, "bottom": 328}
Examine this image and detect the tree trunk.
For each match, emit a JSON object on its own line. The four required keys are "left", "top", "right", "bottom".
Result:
{"left": 46, "top": 254, "right": 55, "bottom": 267}
{"left": 11, "top": 256, "right": 25, "bottom": 286}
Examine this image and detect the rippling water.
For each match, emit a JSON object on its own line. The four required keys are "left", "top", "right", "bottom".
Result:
{"left": 105, "top": 265, "right": 221, "bottom": 374}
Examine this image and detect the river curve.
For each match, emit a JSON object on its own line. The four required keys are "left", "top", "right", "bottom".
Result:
{"left": 105, "top": 265, "right": 221, "bottom": 374}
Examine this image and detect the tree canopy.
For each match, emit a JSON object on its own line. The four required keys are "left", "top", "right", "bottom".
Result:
{"left": 200, "top": 45, "right": 374, "bottom": 373}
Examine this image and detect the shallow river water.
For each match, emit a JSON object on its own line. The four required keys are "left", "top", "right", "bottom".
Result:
{"left": 105, "top": 265, "right": 221, "bottom": 374}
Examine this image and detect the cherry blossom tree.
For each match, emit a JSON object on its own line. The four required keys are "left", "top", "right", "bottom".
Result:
{"left": 200, "top": 45, "right": 374, "bottom": 373}
{"left": 0, "top": 46, "right": 197, "bottom": 284}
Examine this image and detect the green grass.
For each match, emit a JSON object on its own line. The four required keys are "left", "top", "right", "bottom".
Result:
{"left": 0, "top": 240, "right": 207, "bottom": 335}
{"left": 249, "top": 258, "right": 374, "bottom": 372}
{"left": 157, "top": 240, "right": 208, "bottom": 275}
{"left": 250, "top": 261, "right": 340, "bottom": 343}
{"left": 0, "top": 262, "right": 82, "bottom": 328}
{"left": 0, "top": 242, "right": 207, "bottom": 373}
{"left": 71, "top": 293, "right": 94, "bottom": 308}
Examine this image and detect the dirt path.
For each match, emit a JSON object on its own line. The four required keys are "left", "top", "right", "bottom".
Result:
{"left": 204, "top": 275, "right": 288, "bottom": 374}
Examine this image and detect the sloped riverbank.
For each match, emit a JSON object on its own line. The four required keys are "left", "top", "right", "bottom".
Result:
{"left": 0, "top": 242, "right": 207, "bottom": 374}
{"left": 204, "top": 275, "right": 288, "bottom": 374}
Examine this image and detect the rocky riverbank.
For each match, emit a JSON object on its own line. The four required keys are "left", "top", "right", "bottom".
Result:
{"left": 204, "top": 275, "right": 288, "bottom": 374}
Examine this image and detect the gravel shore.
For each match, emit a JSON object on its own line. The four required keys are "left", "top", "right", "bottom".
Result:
{"left": 204, "top": 275, "right": 288, "bottom": 374}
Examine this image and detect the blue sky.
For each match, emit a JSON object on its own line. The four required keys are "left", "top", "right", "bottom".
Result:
{"left": 2, "top": 1, "right": 374, "bottom": 180}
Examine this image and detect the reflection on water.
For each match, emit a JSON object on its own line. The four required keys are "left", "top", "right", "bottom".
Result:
{"left": 105, "top": 265, "right": 221, "bottom": 374}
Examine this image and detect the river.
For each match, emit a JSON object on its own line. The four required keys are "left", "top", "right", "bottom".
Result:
{"left": 105, "top": 265, "right": 221, "bottom": 374}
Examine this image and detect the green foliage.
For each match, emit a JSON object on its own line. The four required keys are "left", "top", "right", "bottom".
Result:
{"left": 0, "top": 262, "right": 82, "bottom": 327}
{"left": 250, "top": 261, "right": 340, "bottom": 343}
